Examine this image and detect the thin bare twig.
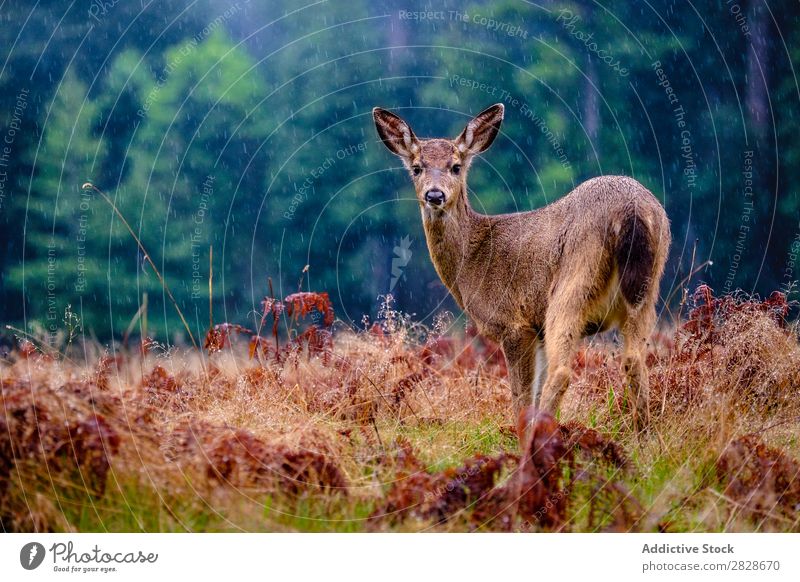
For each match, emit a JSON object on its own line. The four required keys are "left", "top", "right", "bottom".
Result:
{"left": 82, "top": 182, "right": 198, "bottom": 350}
{"left": 208, "top": 245, "right": 214, "bottom": 332}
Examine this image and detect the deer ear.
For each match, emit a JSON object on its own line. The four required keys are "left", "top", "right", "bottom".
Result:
{"left": 455, "top": 104, "right": 504, "bottom": 156}
{"left": 373, "top": 107, "right": 419, "bottom": 160}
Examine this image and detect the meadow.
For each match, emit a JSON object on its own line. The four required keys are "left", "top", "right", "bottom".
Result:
{"left": 1, "top": 286, "right": 798, "bottom": 533}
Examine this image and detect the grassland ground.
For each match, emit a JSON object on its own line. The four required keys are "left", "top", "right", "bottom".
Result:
{"left": 1, "top": 287, "right": 799, "bottom": 532}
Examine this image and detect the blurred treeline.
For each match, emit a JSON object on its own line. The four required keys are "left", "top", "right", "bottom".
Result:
{"left": 0, "top": 0, "right": 798, "bottom": 342}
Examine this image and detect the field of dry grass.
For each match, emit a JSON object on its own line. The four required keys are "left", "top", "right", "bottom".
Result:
{"left": 2, "top": 287, "right": 799, "bottom": 532}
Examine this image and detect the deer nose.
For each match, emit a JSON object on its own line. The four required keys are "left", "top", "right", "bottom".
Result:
{"left": 425, "top": 189, "right": 445, "bottom": 206}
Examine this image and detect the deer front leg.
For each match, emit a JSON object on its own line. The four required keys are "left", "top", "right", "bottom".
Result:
{"left": 501, "top": 332, "right": 537, "bottom": 424}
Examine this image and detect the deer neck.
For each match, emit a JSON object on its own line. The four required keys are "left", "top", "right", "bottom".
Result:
{"left": 421, "top": 187, "right": 487, "bottom": 303}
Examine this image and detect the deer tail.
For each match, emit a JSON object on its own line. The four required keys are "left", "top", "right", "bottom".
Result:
{"left": 615, "top": 211, "right": 655, "bottom": 306}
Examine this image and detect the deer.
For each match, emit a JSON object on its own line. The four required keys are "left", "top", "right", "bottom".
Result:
{"left": 372, "top": 104, "right": 671, "bottom": 430}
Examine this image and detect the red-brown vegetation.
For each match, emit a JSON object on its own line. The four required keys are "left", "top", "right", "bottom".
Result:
{"left": 1, "top": 286, "right": 798, "bottom": 532}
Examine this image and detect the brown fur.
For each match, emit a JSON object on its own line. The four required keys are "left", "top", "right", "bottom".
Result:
{"left": 373, "top": 104, "right": 671, "bottom": 429}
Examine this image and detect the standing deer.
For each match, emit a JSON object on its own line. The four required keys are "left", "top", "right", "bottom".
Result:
{"left": 372, "top": 104, "right": 671, "bottom": 429}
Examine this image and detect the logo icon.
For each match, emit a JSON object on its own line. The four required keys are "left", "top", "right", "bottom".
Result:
{"left": 20, "top": 542, "right": 46, "bottom": 570}
{"left": 390, "top": 236, "right": 413, "bottom": 292}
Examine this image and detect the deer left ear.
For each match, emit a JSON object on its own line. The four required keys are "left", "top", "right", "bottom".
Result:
{"left": 373, "top": 107, "right": 420, "bottom": 160}
{"left": 455, "top": 103, "right": 504, "bottom": 156}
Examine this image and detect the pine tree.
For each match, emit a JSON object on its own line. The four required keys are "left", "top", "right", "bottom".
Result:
{"left": 7, "top": 71, "right": 106, "bottom": 342}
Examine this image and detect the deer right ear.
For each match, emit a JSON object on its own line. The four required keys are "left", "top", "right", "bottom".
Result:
{"left": 455, "top": 103, "right": 504, "bottom": 157}
{"left": 373, "top": 107, "right": 420, "bottom": 160}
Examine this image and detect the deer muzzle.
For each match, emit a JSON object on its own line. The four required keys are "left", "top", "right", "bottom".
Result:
{"left": 424, "top": 189, "right": 445, "bottom": 206}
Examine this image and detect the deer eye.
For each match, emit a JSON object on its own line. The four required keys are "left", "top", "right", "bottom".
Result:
{"left": 412, "top": 165, "right": 422, "bottom": 176}
{"left": 451, "top": 164, "right": 462, "bottom": 175}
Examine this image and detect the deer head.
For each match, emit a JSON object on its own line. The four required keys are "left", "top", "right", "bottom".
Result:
{"left": 372, "top": 104, "right": 504, "bottom": 216}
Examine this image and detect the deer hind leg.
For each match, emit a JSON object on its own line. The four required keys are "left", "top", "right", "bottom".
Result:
{"left": 539, "top": 303, "right": 584, "bottom": 416}
{"left": 501, "top": 331, "right": 538, "bottom": 424}
{"left": 532, "top": 345, "right": 548, "bottom": 409}
{"left": 620, "top": 301, "right": 656, "bottom": 430}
